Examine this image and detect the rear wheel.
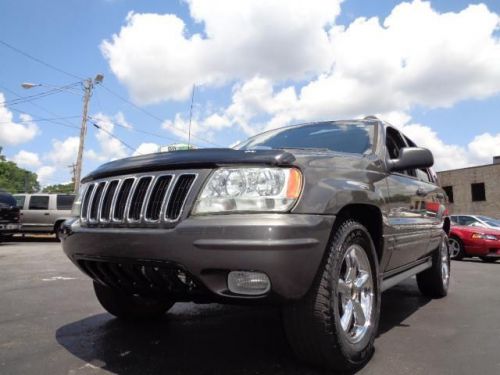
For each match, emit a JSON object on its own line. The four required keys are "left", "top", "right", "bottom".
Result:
{"left": 417, "top": 235, "right": 450, "bottom": 298}
{"left": 54, "top": 221, "right": 64, "bottom": 242}
{"left": 448, "top": 236, "right": 464, "bottom": 260}
{"left": 480, "top": 257, "right": 497, "bottom": 263}
{"left": 283, "top": 220, "right": 380, "bottom": 372}
{"left": 93, "top": 281, "right": 175, "bottom": 320}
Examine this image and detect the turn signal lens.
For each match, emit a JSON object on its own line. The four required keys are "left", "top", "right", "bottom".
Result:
{"left": 471, "top": 233, "right": 484, "bottom": 239}
{"left": 287, "top": 168, "right": 303, "bottom": 199}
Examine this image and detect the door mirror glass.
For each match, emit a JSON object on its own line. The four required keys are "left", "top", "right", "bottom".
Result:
{"left": 387, "top": 147, "right": 434, "bottom": 172}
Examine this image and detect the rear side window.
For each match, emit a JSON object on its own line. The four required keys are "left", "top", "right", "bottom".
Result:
{"left": 0, "top": 193, "right": 16, "bottom": 208}
{"left": 28, "top": 195, "right": 49, "bottom": 210}
{"left": 14, "top": 195, "right": 26, "bottom": 209}
{"left": 57, "top": 195, "right": 75, "bottom": 210}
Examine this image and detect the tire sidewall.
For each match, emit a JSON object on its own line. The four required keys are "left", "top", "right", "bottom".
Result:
{"left": 449, "top": 236, "right": 463, "bottom": 259}
{"left": 329, "top": 222, "right": 381, "bottom": 363}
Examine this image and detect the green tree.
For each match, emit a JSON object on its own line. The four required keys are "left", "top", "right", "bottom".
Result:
{"left": 0, "top": 147, "right": 40, "bottom": 193}
{"left": 43, "top": 182, "right": 74, "bottom": 193}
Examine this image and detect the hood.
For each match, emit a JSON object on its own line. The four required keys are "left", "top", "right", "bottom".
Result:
{"left": 82, "top": 148, "right": 296, "bottom": 182}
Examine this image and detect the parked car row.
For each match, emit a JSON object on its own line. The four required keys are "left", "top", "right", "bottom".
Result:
{"left": 0, "top": 191, "right": 74, "bottom": 241}
{"left": 449, "top": 215, "right": 500, "bottom": 262}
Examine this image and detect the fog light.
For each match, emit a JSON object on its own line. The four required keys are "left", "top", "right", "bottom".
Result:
{"left": 227, "top": 271, "right": 271, "bottom": 295}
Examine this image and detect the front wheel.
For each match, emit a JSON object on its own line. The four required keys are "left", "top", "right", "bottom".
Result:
{"left": 93, "top": 281, "right": 175, "bottom": 320}
{"left": 448, "top": 236, "right": 464, "bottom": 260}
{"left": 283, "top": 219, "right": 380, "bottom": 372}
{"left": 417, "top": 235, "right": 450, "bottom": 298}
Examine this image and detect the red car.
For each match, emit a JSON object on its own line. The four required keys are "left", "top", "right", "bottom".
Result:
{"left": 449, "top": 224, "right": 500, "bottom": 262}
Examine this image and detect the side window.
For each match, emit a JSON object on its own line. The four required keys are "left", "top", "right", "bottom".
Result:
{"left": 458, "top": 216, "right": 477, "bottom": 226}
{"left": 57, "top": 195, "right": 75, "bottom": 210}
{"left": 28, "top": 195, "right": 49, "bottom": 210}
{"left": 14, "top": 195, "right": 26, "bottom": 209}
{"left": 416, "top": 169, "right": 431, "bottom": 182}
{"left": 386, "top": 128, "right": 416, "bottom": 177}
{"left": 450, "top": 216, "right": 458, "bottom": 224}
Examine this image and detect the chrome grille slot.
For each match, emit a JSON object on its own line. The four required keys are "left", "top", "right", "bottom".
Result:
{"left": 89, "top": 182, "right": 105, "bottom": 222}
{"left": 128, "top": 177, "right": 152, "bottom": 221}
{"left": 113, "top": 178, "right": 134, "bottom": 221}
{"left": 100, "top": 180, "right": 118, "bottom": 221}
{"left": 80, "top": 171, "right": 198, "bottom": 227}
{"left": 145, "top": 175, "right": 172, "bottom": 221}
{"left": 81, "top": 184, "right": 94, "bottom": 221}
{"left": 166, "top": 174, "right": 196, "bottom": 220}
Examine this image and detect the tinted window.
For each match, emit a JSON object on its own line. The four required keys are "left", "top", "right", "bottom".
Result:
{"left": 57, "top": 195, "right": 75, "bottom": 210}
{"left": 0, "top": 193, "right": 16, "bottom": 208}
{"left": 450, "top": 216, "right": 458, "bottom": 224}
{"left": 29, "top": 195, "right": 49, "bottom": 210}
{"left": 236, "top": 122, "right": 374, "bottom": 154}
{"left": 476, "top": 216, "right": 500, "bottom": 228}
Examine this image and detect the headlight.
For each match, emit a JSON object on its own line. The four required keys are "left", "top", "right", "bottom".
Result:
{"left": 70, "top": 186, "right": 85, "bottom": 217}
{"left": 192, "top": 167, "right": 302, "bottom": 214}
{"left": 471, "top": 233, "right": 498, "bottom": 240}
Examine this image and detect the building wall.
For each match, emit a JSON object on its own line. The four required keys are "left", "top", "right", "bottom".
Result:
{"left": 437, "top": 163, "right": 500, "bottom": 218}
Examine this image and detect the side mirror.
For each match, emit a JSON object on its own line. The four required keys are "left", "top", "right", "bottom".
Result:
{"left": 387, "top": 147, "right": 434, "bottom": 172}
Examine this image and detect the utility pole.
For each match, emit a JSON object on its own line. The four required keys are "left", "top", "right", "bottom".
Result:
{"left": 187, "top": 84, "right": 195, "bottom": 150}
{"left": 74, "top": 74, "right": 103, "bottom": 193}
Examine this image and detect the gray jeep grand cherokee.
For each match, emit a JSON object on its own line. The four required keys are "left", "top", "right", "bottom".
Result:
{"left": 61, "top": 117, "right": 450, "bottom": 371}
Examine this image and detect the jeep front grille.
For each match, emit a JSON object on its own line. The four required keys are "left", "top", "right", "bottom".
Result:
{"left": 80, "top": 172, "right": 198, "bottom": 226}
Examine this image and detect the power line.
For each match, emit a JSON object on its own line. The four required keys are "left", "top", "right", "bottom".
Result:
{"left": 6, "top": 107, "right": 81, "bottom": 130}
{"left": 0, "top": 39, "right": 83, "bottom": 80}
{"left": 0, "top": 83, "right": 81, "bottom": 129}
{"left": 0, "top": 115, "right": 81, "bottom": 125}
{"left": 89, "top": 119, "right": 136, "bottom": 151}
{"left": 0, "top": 38, "right": 223, "bottom": 148}
{"left": 99, "top": 84, "right": 221, "bottom": 147}
{"left": 0, "top": 83, "right": 82, "bottom": 106}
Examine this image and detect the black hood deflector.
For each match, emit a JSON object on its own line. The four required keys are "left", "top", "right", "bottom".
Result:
{"left": 82, "top": 148, "right": 296, "bottom": 182}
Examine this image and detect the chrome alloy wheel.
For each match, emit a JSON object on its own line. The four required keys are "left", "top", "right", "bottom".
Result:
{"left": 337, "top": 244, "right": 374, "bottom": 343}
{"left": 448, "top": 238, "right": 461, "bottom": 258}
{"left": 441, "top": 239, "right": 450, "bottom": 287}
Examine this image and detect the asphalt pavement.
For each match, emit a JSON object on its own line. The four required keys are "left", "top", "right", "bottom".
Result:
{"left": 0, "top": 239, "right": 499, "bottom": 375}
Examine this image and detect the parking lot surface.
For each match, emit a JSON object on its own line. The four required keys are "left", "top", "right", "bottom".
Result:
{"left": 1, "top": 240, "right": 499, "bottom": 375}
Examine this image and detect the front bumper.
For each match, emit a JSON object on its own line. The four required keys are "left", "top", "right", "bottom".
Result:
{"left": 0, "top": 223, "right": 21, "bottom": 234}
{"left": 61, "top": 213, "right": 335, "bottom": 302}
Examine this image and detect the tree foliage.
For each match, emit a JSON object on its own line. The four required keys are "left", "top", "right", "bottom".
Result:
{"left": 42, "top": 182, "right": 74, "bottom": 193}
{"left": 0, "top": 147, "right": 41, "bottom": 193}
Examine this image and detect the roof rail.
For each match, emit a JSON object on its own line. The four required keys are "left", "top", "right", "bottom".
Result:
{"left": 363, "top": 115, "right": 379, "bottom": 120}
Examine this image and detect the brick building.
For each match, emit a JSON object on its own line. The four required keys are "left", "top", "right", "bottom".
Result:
{"left": 437, "top": 157, "right": 500, "bottom": 218}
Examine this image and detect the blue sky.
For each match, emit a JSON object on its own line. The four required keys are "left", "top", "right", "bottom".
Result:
{"left": 1, "top": 0, "right": 499, "bottom": 185}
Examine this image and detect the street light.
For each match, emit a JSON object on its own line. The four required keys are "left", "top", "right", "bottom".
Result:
{"left": 21, "top": 82, "right": 42, "bottom": 89}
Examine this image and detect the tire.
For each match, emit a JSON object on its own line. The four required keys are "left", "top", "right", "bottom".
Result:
{"left": 416, "top": 234, "right": 450, "bottom": 298}
{"left": 480, "top": 257, "right": 497, "bottom": 263}
{"left": 54, "top": 221, "right": 63, "bottom": 242}
{"left": 448, "top": 236, "right": 464, "bottom": 260}
{"left": 283, "top": 220, "right": 380, "bottom": 372}
{"left": 93, "top": 281, "right": 175, "bottom": 320}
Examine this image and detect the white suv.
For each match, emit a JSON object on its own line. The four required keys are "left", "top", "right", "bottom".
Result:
{"left": 14, "top": 194, "right": 75, "bottom": 239}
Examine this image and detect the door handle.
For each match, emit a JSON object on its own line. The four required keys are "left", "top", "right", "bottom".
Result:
{"left": 416, "top": 188, "right": 427, "bottom": 197}
{"left": 44, "top": 213, "right": 50, "bottom": 216}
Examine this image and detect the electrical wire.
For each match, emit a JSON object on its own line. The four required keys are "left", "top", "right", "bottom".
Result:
{"left": 89, "top": 120, "right": 136, "bottom": 152}
{"left": 0, "top": 39, "right": 224, "bottom": 148}
{"left": 0, "top": 83, "right": 82, "bottom": 106}
{"left": 98, "top": 84, "right": 222, "bottom": 147}
{"left": 0, "top": 39, "right": 84, "bottom": 80}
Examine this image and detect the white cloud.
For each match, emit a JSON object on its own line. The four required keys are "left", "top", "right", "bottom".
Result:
{"left": 36, "top": 166, "right": 56, "bottom": 186}
{"left": 87, "top": 112, "right": 129, "bottom": 162}
{"left": 114, "top": 111, "right": 133, "bottom": 129}
{"left": 47, "top": 136, "right": 80, "bottom": 166}
{"left": 132, "top": 142, "right": 160, "bottom": 156}
{"left": 101, "top": 0, "right": 342, "bottom": 103}
{"left": 12, "top": 150, "right": 41, "bottom": 168}
{"left": 0, "top": 93, "right": 39, "bottom": 145}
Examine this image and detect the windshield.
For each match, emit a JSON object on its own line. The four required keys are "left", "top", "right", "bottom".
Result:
{"left": 235, "top": 121, "right": 375, "bottom": 154}
{"left": 477, "top": 216, "right": 500, "bottom": 228}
